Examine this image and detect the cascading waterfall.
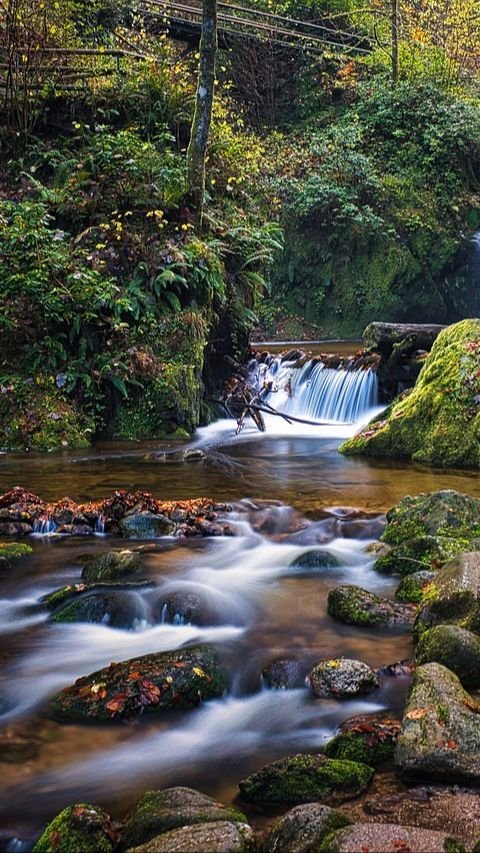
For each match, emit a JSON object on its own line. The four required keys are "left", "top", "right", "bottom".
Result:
{"left": 32, "top": 516, "right": 57, "bottom": 535}
{"left": 253, "top": 357, "right": 379, "bottom": 423}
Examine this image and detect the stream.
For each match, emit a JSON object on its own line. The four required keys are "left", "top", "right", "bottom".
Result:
{"left": 1, "top": 350, "right": 480, "bottom": 847}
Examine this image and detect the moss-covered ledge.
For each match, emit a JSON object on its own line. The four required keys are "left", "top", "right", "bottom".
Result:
{"left": 340, "top": 319, "right": 480, "bottom": 468}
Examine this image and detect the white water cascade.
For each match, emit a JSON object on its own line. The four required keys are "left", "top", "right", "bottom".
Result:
{"left": 253, "top": 357, "right": 379, "bottom": 424}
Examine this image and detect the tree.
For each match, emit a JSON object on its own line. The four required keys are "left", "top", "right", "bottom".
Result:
{"left": 186, "top": 0, "right": 217, "bottom": 225}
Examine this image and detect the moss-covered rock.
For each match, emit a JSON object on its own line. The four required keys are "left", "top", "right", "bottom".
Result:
{"left": 324, "top": 714, "right": 400, "bottom": 767}
{"left": 395, "top": 570, "right": 436, "bottom": 603}
{"left": 238, "top": 754, "right": 374, "bottom": 804}
{"left": 120, "top": 787, "right": 247, "bottom": 850}
{"left": 119, "top": 512, "right": 175, "bottom": 539}
{"left": 33, "top": 803, "right": 117, "bottom": 853}
{"left": 381, "top": 491, "right": 480, "bottom": 547}
{"left": 81, "top": 549, "right": 142, "bottom": 582}
{"left": 327, "top": 584, "right": 413, "bottom": 627}
{"left": 413, "top": 551, "right": 480, "bottom": 638}
{"left": 320, "top": 823, "right": 464, "bottom": 852}
{"left": 373, "top": 536, "right": 461, "bottom": 576}
{"left": 0, "top": 541, "right": 33, "bottom": 569}
{"left": 49, "top": 590, "right": 141, "bottom": 628}
{"left": 309, "top": 658, "right": 380, "bottom": 698}
{"left": 262, "top": 803, "right": 351, "bottom": 853}
{"left": 288, "top": 550, "right": 341, "bottom": 573}
{"left": 42, "top": 580, "right": 153, "bottom": 610}
{"left": 340, "top": 321, "right": 480, "bottom": 468}
{"left": 49, "top": 646, "right": 227, "bottom": 722}
{"left": 395, "top": 662, "right": 480, "bottom": 783}
{"left": 414, "top": 625, "right": 480, "bottom": 688}
{"left": 126, "top": 820, "right": 254, "bottom": 852}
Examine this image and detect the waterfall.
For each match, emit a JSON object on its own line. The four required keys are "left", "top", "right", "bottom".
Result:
{"left": 95, "top": 515, "right": 105, "bottom": 535}
{"left": 32, "top": 516, "right": 57, "bottom": 535}
{"left": 255, "top": 357, "right": 378, "bottom": 424}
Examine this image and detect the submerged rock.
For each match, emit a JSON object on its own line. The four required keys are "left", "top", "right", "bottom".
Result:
{"left": 415, "top": 625, "right": 480, "bottom": 688}
{"left": 262, "top": 803, "right": 351, "bottom": 853}
{"left": 413, "top": 551, "right": 480, "bottom": 638}
{"left": 238, "top": 754, "right": 374, "bottom": 804}
{"left": 81, "top": 549, "right": 142, "bottom": 582}
{"left": 127, "top": 821, "right": 254, "bottom": 852}
{"left": 309, "top": 658, "right": 379, "bottom": 698}
{"left": 120, "top": 787, "right": 247, "bottom": 850}
{"left": 49, "top": 591, "right": 141, "bottom": 629}
{"left": 395, "top": 570, "right": 435, "bottom": 603}
{"left": 120, "top": 512, "right": 175, "bottom": 539}
{"left": 327, "top": 584, "right": 413, "bottom": 627}
{"left": 340, "top": 319, "right": 480, "bottom": 468}
{"left": 49, "top": 646, "right": 227, "bottom": 722}
{"left": 324, "top": 714, "right": 400, "bottom": 767}
{"left": 33, "top": 803, "right": 118, "bottom": 853}
{"left": 322, "top": 822, "right": 462, "bottom": 852}
{"left": 261, "top": 657, "right": 307, "bottom": 690}
{"left": 395, "top": 662, "right": 480, "bottom": 783}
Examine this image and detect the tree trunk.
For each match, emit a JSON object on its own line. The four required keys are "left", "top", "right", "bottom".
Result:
{"left": 186, "top": 0, "right": 217, "bottom": 225}
{"left": 391, "top": 0, "right": 399, "bottom": 84}
{"left": 363, "top": 322, "right": 447, "bottom": 355}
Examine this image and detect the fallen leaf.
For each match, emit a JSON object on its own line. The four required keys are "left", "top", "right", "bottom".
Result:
{"left": 405, "top": 707, "right": 429, "bottom": 720}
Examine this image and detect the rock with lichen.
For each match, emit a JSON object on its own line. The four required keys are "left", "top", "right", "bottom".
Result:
{"left": 308, "top": 658, "right": 379, "bottom": 698}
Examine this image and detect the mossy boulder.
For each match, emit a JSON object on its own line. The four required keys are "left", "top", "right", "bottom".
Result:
{"left": 126, "top": 821, "right": 254, "bottom": 852}
{"left": 324, "top": 714, "right": 400, "bottom": 767}
{"left": 42, "top": 580, "right": 153, "bottom": 610}
{"left": 288, "top": 550, "right": 341, "bottom": 573}
{"left": 238, "top": 754, "right": 374, "bottom": 804}
{"left": 415, "top": 625, "right": 480, "bottom": 688}
{"left": 119, "top": 512, "right": 175, "bottom": 539}
{"left": 49, "top": 590, "right": 140, "bottom": 629}
{"left": 413, "top": 551, "right": 480, "bottom": 638}
{"left": 320, "top": 823, "right": 464, "bottom": 852}
{"left": 327, "top": 585, "right": 413, "bottom": 627}
{"left": 120, "top": 787, "right": 247, "bottom": 850}
{"left": 0, "top": 541, "right": 33, "bottom": 569}
{"left": 395, "top": 571, "right": 436, "bottom": 603}
{"left": 49, "top": 646, "right": 227, "bottom": 722}
{"left": 33, "top": 803, "right": 117, "bottom": 853}
{"left": 395, "top": 662, "right": 480, "bottom": 783}
{"left": 263, "top": 803, "right": 351, "bottom": 853}
{"left": 373, "top": 536, "right": 461, "bottom": 577}
{"left": 309, "top": 658, "right": 379, "bottom": 698}
{"left": 340, "top": 319, "right": 480, "bottom": 468}
{"left": 81, "top": 549, "right": 142, "bottom": 582}
{"left": 380, "top": 491, "right": 480, "bottom": 547}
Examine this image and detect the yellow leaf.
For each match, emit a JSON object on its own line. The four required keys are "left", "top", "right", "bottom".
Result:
{"left": 192, "top": 667, "right": 205, "bottom": 678}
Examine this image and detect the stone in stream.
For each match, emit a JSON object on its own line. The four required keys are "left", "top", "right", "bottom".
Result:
{"left": 321, "top": 822, "right": 463, "bottom": 852}
{"left": 81, "top": 549, "right": 142, "bottom": 582}
{"left": 48, "top": 590, "right": 142, "bottom": 629}
{"left": 42, "top": 580, "right": 154, "bottom": 611}
{"left": 127, "top": 821, "right": 254, "bottom": 852}
{"left": 0, "top": 541, "right": 33, "bottom": 571}
{"left": 324, "top": 713, "right": 401, "bottom": 767}
{"left": 395, "top": 570, "right": 436, "bottom": 603}
{"left": 119, "top": 511, "right": 175, "bottom": 539}
{"left": 395, "top": 662, "right": 480, "bottom": 783}
{"left": 155, "top": 591, "right": 215, "bottom": 626}
{"left": 119, "top": 787, "right": 248, "bottom": 850}
{"left": 308, "top": 658, "right": 380, "bottom": 698}
{"left": 327, "top": 585, "right": 414, "bottom": 627}
{"left": 373, "top": 535, "right": 457, "bottom": 576}
{"left": 288, "top": 550, "right": 341, "bottom": 573}
{"left": 413, "top": 551, "right": 480, "bottom": 639}
{"left": 49, "top": 646, "right": 227, "bottom": 722}
{"left": 414, "top": 625, "right": 480, "bottom": 688}
{"left": 380, "top": 490, "right": 480, "bottom": 548}
{"left": 261, "top": 657, "right": 307, "bottom": 690}
{"left": 33, "top": 803, "right": 118, "bottom": 853}
{"left": 262, "top": 803, "right": 351, "bottom": 853}
{"left": 238, "top": 754, "right": 374, "bottom": 804}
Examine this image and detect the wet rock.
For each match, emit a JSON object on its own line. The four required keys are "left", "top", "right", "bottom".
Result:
{"left": 0, "top": 541, "right": 33, "bottom": 569}
{"left": 156, "top": 591, "right": 211, "bottom": 626}
{"left": 127, "top": 821, "right": 253, "bottom": 852}
{"left": 261, "top": 657, "right": 307, "bottom": 690}
{"left": 381, "top": 490, "right": 480, "bottom": 548}
{"left": 288, "top": 550, "right": 341, "bottom": 573}
{"left": 183, "top": 448, "right": 206, "bottom": 462}
{"left": 120, "top": 787, "right": 247, "bottom": 849}
{"left": 0, "top": 521, "right": 32, "bottom": 536}
{"left": 327, "top": 585, "right": 414, "bottom": 627}
{"left": 415, "top": 625, "right": 480, "bottom": 688}
{"left": 42, "top": 580, "right": 154, "bottom": 611}
{"left": 375, "top": 659, "right": 415, "bottom": 678}
{"left": 49, "top": 591, "right": 141, "bottom": 629}
{"left": 71, "top": 524, "right": 95, "bottom": 536}
{"left": 324, "top": 714, "right": 400, "bottom": 767}
{"left": 322, "top": 822, "right": 462, "bottom": 852}
{"left": 374, "top": 535, "right": 456, "bottom": 576}
{"left": 49, "top": 646, "right": 227, "bottom": 722}
{"left": 120, "top": 512, "right": 175, "bottom": 539}
{"left": 238, "top": 754, "right": 374, "bottom": 804}
{"left": 309, "top": 658, "right": 380, "bottom": 698}
{"left": 395, "top": 570, "right": 435, "bottom": 603}
{"left": 395, "top": 662, "right": 480, "bottom": 783}
{"left": 33, "top": 803, "right": 118, "bottom": 853}
{"left": 262, "top": 803, "right": 351, "bottom": 853}
{"left": 413, "top": 551, "right": 480, "bottom": 638}
{"left": 81, "top": 549, "right": 142, "bottom": 582}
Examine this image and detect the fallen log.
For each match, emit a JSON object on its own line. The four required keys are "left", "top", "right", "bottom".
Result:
{"left": 362, "top": 322, "right": 447, "bottom": 356}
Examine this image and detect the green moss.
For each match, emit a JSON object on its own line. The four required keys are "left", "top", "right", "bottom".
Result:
{"left": 33, "top": 804, "right": 114, "bottom": 853}
{"left": 340, "top": 320, "right": 480, "bottom": 468}
{"left": 0, "top": 542, "right": 33, "bottom": 561}
{"left": 327, "top": 585, "right": 391, "bottom": 626}
{"left": 395, "top": 571, "right": 435, "bottom": 603}
{"left": 381, "top": 491, "right": 480, "bottom": 548}
{"left": 324, "top": 731, "right": 395, "bottom": 767}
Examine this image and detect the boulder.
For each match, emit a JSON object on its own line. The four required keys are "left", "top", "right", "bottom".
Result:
{"left": 288, "top": 550, "right": 341, "bottom": 573}
{"left": 414, "top": 625, "right": 480, "bottom": 688}
{"left": 0, "top": 542, "right": 33, "bottom": 569}
{"left": 120, "top": 512, "right": 175, "bottom": 539}
{"left": 373, "top": 536, "right": 458, "bottom": 576}
{"left": 33, "top": 804, "right": 117, "bottom": 853}
{"left": 262, "top": 803, "right": 351, "bottom": 853}
{"left": 321, "top": 822, "right": 462, "bottom": 852}
{"left": 340, "top": 319, "right": 480, "bottom": 468}
{"left": 49, "top": 646, "right": 227, "bottom": 722}
{"left": 324, "top": 714, "right": 400, "bottom": 767}
{"left": 327, "top": 585, "right": 413, "bottom": 627}
{"left": 120, "top": 788, "right": 247, "bottom": 850}
{"left": 81, "top": 550, "right": 142, "bottom": 583}
{"left": 414, "top": 551, "right": 480, "bottom": 638}
{"left": 309, "top": 659, "right": 379, "bottom": 698}
{"left": 126, "top": 821, "right": 253, "bottom": 852}
{"left": 395, "top": 662, "right": 480, "bottom": 783}
{"left": 49, "top": 591, "right": 141, "bottom": 629}
{"left": 395, "top": 571, "right": 435, "bottom": 603}
{"left": 156, "top": 591, "right": 211, "bottom": 626}
{"left": 238, "top": 754, "right": 374, "bottom": 804}
{"left": 380, "top": 491, "right": 480, "bottom": 547}
{"left": 42, "top": 580, "right": 154, "bottom": 611}
{"left": 261, "top": 658, "right": 307, "bottom": 690}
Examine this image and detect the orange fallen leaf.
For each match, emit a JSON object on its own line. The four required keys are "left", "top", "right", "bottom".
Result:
{"left": 405, "top": 707, "right": 428, "bottom": 720}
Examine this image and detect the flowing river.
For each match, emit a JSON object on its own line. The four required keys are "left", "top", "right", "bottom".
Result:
{"left": 1, "top": 350, "right": 480, "bottom": 847}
